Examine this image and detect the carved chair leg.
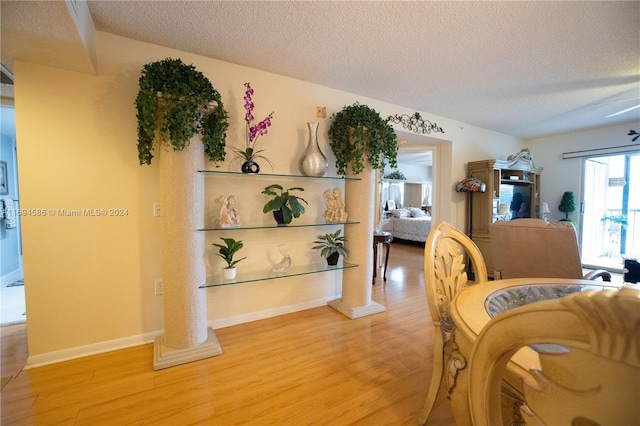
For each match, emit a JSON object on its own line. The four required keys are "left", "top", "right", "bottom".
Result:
{"left": 418, "top": 330, "right": 445, "bottom": 425}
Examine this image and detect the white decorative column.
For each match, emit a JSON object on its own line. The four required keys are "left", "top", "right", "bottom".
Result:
{"left": 153, "top": 136, "right": 222, "bottom": 370}
{"left": 329, "top": 166, "right": 386, "bottom": 318}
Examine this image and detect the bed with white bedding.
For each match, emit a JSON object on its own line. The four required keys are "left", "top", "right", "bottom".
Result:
{"left": 382, "top": 207, "right": 432, "bottom": 242}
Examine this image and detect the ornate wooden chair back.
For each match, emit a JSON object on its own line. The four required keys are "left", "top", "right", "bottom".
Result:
{"left": 419, "top": 221, "right": 488, "bottom": 425}
{"left": 468, "top": 288, "right": 640, "bottom": 426}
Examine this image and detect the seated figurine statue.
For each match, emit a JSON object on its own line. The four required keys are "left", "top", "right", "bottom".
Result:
{"left": 216, "top": 195, "right": 241, "bottom": 228}
{"left": 323, "top": 187, "right": 348, "bottom": 223}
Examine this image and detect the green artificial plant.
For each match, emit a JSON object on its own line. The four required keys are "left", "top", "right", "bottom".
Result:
{"left": 384, "top": 170, "right": 406, "bottom": 180}
{"left": 312, "top": 229, "right": 349, "bottom": 259}
{"left": 135, "top": 58, "right": 229, "bottom": 165}
{"left": 601, "top": 214, "right": 628, "bottom": 229}
{"left": 262, "top": 184, "right": 308, "bottom": 225}
{"left": 328, "top": 102, "right": 398, "bottom": 175}
{"left": 558, "top": 191, "right": 577, "bottom": 221}
{"left": 212, "top": 237, "right": 247, "bottom": 269}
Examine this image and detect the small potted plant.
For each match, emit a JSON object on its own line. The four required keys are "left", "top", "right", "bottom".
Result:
{"left": 384, "top": 170, "right": 406, "bottom": 180}
{"left": 601, "top": 214, "right": 628, "bottom": 229}
{"left": 212, "top": 237, "right": 247, "bottom": 279}
{"left": 602, "top": 214, "right": 628, "bottom": 239}
{"left": 558, "top": 191, "right": 577, "bottom": 226}
{"left": 328, "top": 102, "right": 398, "bottom": 175}
{"left": 135, "top": 58, "right": 229, "bottom": 165}
{"left": 312, "top": 229, "right": 349, "bottom": 265}
{"left": 262, "top": 184, "right": 308, "bottom": 225}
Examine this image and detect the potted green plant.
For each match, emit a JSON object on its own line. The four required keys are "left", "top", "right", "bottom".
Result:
{"left": 601, "top": 214, "right": 627, "bottom": 257}
{"left": 212, "top": 237, "right": 247, "bottom": 279}
{"left": 384, "top": 170, "right": 406, "bottom": 180}
{"left": 601, "top": 214, "right": 628, "bottom": 227}
{"left": 601, "top": 214, "right": 628, "bottom": 232}
{"left": 312, "top": 229, "right": 349, "bottom": 265}
{"left": 262, "top": 184, "right": 308, "bottom": 225}
{"left": 135, "top": 58, "right": 229, "bottom": 165}
{"left": 328, "top": 102, "right": 398, "bottom": 175}
{"left": 558, "top": 191, "right": 577, "bottom": 225}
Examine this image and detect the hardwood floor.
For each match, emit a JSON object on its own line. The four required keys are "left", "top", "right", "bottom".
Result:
{"left": 0, "top": 242, "right": 455, "bottom": 425}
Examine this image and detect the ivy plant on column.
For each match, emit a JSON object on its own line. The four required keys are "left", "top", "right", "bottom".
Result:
{"left": 327, "top": 102, "right": 398, "bottom": 318}
{"left": 135, "top": 58, "right": 229, "bottom": 369}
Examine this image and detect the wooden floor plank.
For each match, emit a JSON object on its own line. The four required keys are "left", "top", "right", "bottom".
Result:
{"left": 1, "top": 242, "right": 455, "bottom": 425}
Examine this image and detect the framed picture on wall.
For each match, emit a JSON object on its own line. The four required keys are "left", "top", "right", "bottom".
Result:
{"left": 0, "top": 161, "right": 8, "bottom": 195}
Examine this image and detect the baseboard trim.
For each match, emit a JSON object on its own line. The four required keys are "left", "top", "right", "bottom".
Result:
{"left": 207, "top": 296, "right": 336, "bottom": 329}
{"left": 25, "top": 330, "right": 160, "bottom": 369}
{"left": 24, "top": 296, "right": 336, "bottom": 369}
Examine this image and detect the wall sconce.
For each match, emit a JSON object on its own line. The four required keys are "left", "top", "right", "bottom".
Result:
{"left": 455, "top": 176, "right": 487, "bottom": 193}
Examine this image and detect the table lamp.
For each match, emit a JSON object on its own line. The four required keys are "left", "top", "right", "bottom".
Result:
{"left": 456, "top": 176, "right": 486, "bottom": 280}
{"left": 541, "top": 202, "right": 551, "bottom": 222}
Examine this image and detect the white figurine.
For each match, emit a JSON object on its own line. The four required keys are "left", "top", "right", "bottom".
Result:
{"left": 216, "top": 195, "right": 241, "bottom": 228}
{"left": 323, "top": 187, "right": 348, "bottom": 223}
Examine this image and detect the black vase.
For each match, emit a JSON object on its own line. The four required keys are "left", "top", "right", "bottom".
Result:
{"left": 241, "top": 160, "right": 260, "bottom": 174}
{"left": 326, "top": 252, "right": 340, "bottom": 266}
{"left": 273, "top": 209, "right": 287, "bottom": 226}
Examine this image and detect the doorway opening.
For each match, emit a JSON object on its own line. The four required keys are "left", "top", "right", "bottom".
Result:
{"left": 1, "top": 66, "right": 25, "bottom": 326}
{"left": 581, "top": 152, "right": 640, "bottom": 272}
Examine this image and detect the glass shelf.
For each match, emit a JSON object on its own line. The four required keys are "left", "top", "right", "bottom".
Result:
{"left": 198, "top": 221, "right": 360, "bottom": 232}
{"left": 200, "top": 261, "right": 358, "bottom": 288}
{"left": 198, "top": 169, "right": 361, "bottom": 180}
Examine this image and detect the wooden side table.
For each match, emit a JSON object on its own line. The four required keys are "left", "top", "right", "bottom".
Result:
{"left": 373, "top": 232, "right": 393, "bottom": 284}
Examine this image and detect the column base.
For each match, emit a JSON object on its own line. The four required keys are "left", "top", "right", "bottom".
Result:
{"left": 328, "top": 298, "right": 387, "bottom": 319}
{"left": 153, "top": 327, "right": 222, "bottom": 370}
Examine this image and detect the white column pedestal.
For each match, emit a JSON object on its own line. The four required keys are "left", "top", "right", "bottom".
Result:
{"left": 329, "top": 167, "right": 386, "bottom": 319}
{"left": 153, "top": 136, "right": 222, "bottom": 370}
{"left": 153, "top": 327, "right": 221, "bottom": 370}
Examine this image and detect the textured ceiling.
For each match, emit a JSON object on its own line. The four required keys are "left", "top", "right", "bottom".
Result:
{"left": 1, "top": 1, "right": 639, "bottom": 141}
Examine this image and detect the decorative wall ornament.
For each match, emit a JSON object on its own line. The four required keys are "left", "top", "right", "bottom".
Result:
{"left": 388, "top": 112, "right": 445, "bottom": 135}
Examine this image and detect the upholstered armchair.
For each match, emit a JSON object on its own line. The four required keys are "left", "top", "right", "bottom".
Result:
{"left": 490, "top": 219, "right": 611, "bottom": 281}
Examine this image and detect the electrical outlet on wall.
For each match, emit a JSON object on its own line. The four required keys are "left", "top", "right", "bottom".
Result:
{"left": 155, "top": 279, "right": 163, "bottom": 296}
{"left": 153, "top": 202, "right": 161, "bottom": 217}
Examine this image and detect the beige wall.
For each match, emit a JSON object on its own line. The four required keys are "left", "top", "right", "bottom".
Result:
{"left": 14, "top": 32, "right": 523, "bottom": 365}
{"left": 528, "top": 121, "right": 640, "bottom": 226}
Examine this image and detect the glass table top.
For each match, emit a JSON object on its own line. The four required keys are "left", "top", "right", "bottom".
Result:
{"left": 484, "top": 282, "right": 615, "bottom": 318}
